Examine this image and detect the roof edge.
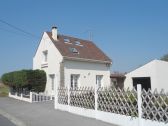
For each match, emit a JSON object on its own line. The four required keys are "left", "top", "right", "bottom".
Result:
{"left": 33, "top": 32, "right": 46, "bottom": 58}
{"left": 63, "top": 56, "right": 112, "bottom": 64}
{"left": 125, "top": 59, "right": 161, "bottom": 75}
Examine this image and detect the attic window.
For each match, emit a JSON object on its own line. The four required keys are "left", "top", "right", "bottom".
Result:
{"left": 69, "top": 47, "right": 79, "bottom": 54}
{"left": 64, "top": 38, "right": 71, "bottom": 44}
{"left": 43, "top": 50, "right": 48, "bottom": 62}
{"left": 75, "top": 41, "right": 83, "bottom": 46}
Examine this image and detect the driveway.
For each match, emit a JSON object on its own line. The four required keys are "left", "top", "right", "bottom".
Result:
{"left": 0, "top": 97, "right": 116, "bottom": 126}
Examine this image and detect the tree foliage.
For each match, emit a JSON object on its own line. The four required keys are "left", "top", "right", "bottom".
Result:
{"left": 160, "top": 54, "right": 168, "bottom": 61}
{"left": 1, "top": 70, "right": 46, "bottom": 92}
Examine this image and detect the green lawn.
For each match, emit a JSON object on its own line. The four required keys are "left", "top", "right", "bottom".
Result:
{"left": 0, "top": 84, "right": 9, "bottom": 97}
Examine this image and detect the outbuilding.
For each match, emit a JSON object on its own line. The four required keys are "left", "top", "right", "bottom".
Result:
{"left": 124, "top": 59, "right": 168, "bottom": 91}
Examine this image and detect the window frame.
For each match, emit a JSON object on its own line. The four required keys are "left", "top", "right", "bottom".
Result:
{"left": 43, "top": 50, "right": 48, "bottom": 63}
{"left": 96, "top": 75, "right": 103, "bottom": 88}
{"left": 49, "top": 74, "right": 55, "bottom": 91}
{"left": 70, "top": 74, "right": 80, "bottom": 89}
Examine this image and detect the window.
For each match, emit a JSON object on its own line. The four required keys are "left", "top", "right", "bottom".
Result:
{"left": 50, "top": 74, "right": 55, "bottom": 91}
{"left": 75, "top": 41, "right": 83, "bottom": 46}
{"left": 64, "top": 38, "right": 71, "bottom": 44}
{"left": 71, "top": 74, "right": 79, "bottom": 89}
{"left": 96, "top": 75, "right": 103, "bottom": 88}
{"left": 43, "top": 50, "right": 48, "bottom": 62}
{"left": 69, "top": 47, "right": 79, "bottom": 54}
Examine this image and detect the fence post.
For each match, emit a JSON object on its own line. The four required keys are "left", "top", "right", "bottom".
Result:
{"left": 95, "top": 85, "right": 98, "bottom": 119}
{"left": 55, "top": 84, "right": 58, "bottom": 109}
{"left": 137, "top": 84, "right": 143, "bottom": 126}
{"left": 67, "top": 85, "right": 70, "bottom": 112}
{"left": 68, "top": 87, "right": 70, "bottom": 106}
{"left": 30, "top": 92, "right": 33, "bottom": 103}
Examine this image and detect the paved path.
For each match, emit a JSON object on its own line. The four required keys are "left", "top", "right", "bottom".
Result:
{"left": 0, "top": 97, "right": 117, "bottom": 126}
{"left": 0, "top": 115, "right": 16, "bottom": 126}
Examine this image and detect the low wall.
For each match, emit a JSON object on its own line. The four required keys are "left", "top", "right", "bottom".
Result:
{"left": 57, "top": 104, "right": 168, "bottom": 126}
{"left": 9, "top": 92, "right": 32, "bottom": 102}
{"left": 9, "top": 92, "right": 52, "bottom": 103}
{"left": 56, "top": 85, "right": 168, "bottom": 126}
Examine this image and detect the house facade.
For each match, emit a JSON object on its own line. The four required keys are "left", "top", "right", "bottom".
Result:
{"left": 33, "top": 27, "right": 112, "bottom": 96}
{"left": 124, "top": 59, "right": 168, "bottom": 92}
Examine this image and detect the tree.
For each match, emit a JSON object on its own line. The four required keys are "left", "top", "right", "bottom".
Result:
{"left": 160, "top": 54, "right": 168, "bottom": 61}
{"left": 1, "top": 69, "right": 46, "bottom": 92}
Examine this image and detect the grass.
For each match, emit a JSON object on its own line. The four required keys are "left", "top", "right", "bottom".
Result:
{"left": 0, "top": 83, "right": 9, "bottom": 97}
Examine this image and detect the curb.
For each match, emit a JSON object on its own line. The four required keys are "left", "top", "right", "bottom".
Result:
{"left": 0, "top": 109, "right": 26, "bottom": 126}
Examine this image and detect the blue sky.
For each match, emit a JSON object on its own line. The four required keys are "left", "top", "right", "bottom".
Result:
{"left": 0, "top": 0, "right": 168, "bottom": 76}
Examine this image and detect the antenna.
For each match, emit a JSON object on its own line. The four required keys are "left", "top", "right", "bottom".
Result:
{"left": 81, "top": 29, "right": 93, "bottom": 41}
{"left": 89, "top": 31, "right": 93, "bottom": 41}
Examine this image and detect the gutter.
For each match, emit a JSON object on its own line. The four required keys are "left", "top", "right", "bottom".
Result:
{"left": 63, "top": 56, "right": 112, "bottom": 64}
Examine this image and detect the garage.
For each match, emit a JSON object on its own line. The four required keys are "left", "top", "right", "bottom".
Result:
{"left": 132, "top": 77, "right": 151, "bottom": 91}
{"left": 124, "top": 60, "right": 168, "bottom": 92}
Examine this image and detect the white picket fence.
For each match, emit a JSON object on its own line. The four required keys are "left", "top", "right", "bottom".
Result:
{"left": 9, "top": 91, "right": 53, "bottom": 103}
{"left": 55, "top": 85, "right": 168, "bottom": 126}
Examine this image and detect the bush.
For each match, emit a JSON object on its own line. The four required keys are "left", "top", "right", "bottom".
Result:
{"left": 1, "top": 69, "right": 46, "bottom": 92}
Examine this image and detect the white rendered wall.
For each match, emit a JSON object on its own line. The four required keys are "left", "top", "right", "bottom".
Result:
{"left": 33, "top": 32, "right": 112, "bottom": 94}
{"left": 33, "top": 32, "right": 63, "bottom": 96}
{"left": 124, "top": 60, "right": 168, "bottom": 92}
{"left": 64, "top": 60, "right": 111, "bottom": 88}
{"left": 154, "top": 60, "right": 168, "bottom": 91}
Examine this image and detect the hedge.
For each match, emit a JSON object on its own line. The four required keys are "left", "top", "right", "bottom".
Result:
{"left": 1, "top": 69, "right": 46, "bottom": 92}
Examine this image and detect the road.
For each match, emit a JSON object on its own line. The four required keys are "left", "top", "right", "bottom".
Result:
{"left": 0, "top": 97, "right": 117, "bottom": 126}
{"left": 0, "top": 114, "right": 16, "bottom": 126}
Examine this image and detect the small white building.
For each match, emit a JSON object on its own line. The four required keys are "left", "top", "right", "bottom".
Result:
{"left": 33, "top": 27, "right": 112, "bottom": 96}
{"left": 124, "top": 59, "right": 168, "bottom": 91}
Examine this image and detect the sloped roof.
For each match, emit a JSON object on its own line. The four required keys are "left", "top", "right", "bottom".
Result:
{"left": 46, "top": 32, "right": 112, "bottom": 63}
{"left": 126, "top": 59, "right": 168, "bottom": 76}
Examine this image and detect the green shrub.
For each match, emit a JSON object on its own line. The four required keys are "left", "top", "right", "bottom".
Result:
{"left": 1, "top": 69, "right": 46, "bottom": 92}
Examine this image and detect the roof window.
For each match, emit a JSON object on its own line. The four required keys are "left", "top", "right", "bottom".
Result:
{"left": 69, "top": 47, "right": 79, "bottom": 54}
{"left": 64, "top": 38, "right": 72, "bottom": 44}
{"left": 75, "top": 41, "right": 83, "bottom": 46}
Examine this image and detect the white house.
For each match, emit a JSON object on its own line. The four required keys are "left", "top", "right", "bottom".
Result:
{"left": 33, "top": 27, "right": 112, "bottom": 96}
{"left": 124, "top": 59, "right": 168, "bottom": 91}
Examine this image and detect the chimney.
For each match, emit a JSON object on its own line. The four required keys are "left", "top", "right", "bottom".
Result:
{"left": 52, "top": 26, "right": 58, "bottom": 41}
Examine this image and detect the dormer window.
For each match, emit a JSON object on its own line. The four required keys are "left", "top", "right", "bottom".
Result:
{"left": 43, "top": 50, "right": 48, "bottom": 62}
{"left": 69, "top": 47, "right": 79, "bottom": 54}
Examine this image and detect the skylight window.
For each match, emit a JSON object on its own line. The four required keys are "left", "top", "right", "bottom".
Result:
{"left": 64, "top": 38, "right": 71, "bottom": 44}
{"left": 75, "top": 41, "right": 83, "bottom": 46}
{"left": 69, "top": 47, "right": 79, "bottom": 54}
{"left": 75, "top": 41, "right": 80, "bottom": 45}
